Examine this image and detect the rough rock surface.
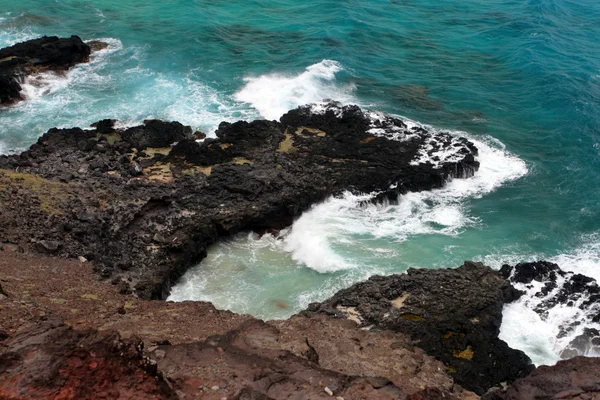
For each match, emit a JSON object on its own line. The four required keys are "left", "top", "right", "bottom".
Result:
{"left": 0, "top": 36, "right": 91, "bottom": 105}
{"left": 0, "top": 317, "right": 175, "bottom": 399}
{"left": 150, "top": 319, "right": 431, "bottom": 400}
{"left": 305, "top": 261, "right": 534, "bottom": 394}
{"left": 483, "top": 356, "right": 600, "bottom": 400}
{"left": 0, "top": 103, "right": 479, "bottom": 299}
{"left": 501, "top": 261, "right": 600, "bottom": 358}
{"left": 0, "top": 252, "right": 477, "bottom": 399}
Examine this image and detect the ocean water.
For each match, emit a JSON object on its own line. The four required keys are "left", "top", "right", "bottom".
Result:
{"left": 2, "top": 0, "right": 600, "bottom": 366}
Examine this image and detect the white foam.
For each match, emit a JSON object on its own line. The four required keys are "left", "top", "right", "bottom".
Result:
{"left": 17, "top": 38, "right": 123, "bottom": 102}
{"left": 500, "top": 302, "right": 561, "bottom": 366}
{"left": 282, "top": 197, "right": 361, "bottom": 273}
{"left": 409, "top": 133, "right": 470, "bottom": 167}
{"left": 19, "top": 71, "right": 71, "bottom": 101}
{"left": 234, "top": 60, "right": 356, "bottom": 120}
{"left": 280, "top": 127, "right": 528, "bottom": 271}
{"left": 500, "top": 266, "right": 600, "bottom": 366}
{"left": 161, "top": 76, "right": 257, "bottom": 136}
{"left": 1, "top": 35, "right": 250, "bottom": 148}
{"left": 550, "top": 234, "right": 600, "bottom": 282}
{"left": 479, "top": 234, "right": 600, "bottom": 366}
{"left": 0, "top": 16, "right": 40, "bottom": 48}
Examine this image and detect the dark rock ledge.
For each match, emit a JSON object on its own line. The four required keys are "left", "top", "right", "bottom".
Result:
{"left": 305, "top": 261, "right": 535, "bottom": 394}
{"left": 0, "top": 102, "right": 478, "bottom": 300}
{"left": 0, "top": 36, "right": 92, "bottom": 105}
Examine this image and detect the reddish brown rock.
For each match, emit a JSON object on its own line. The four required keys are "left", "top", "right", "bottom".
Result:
{"left": 0, "top": 252, "right": 477, "bottom": 400}
{"left": 483, "top": 356, "right": 600, "bottom": 400}
{"left": 0, "top": 318, "right": 175, "bottom": 400}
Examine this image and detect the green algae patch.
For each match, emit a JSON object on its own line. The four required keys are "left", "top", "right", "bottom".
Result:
{"left": 277, "top": 132, "right": 296, "bottom": 153}
{"left": 399, "top": 313, "right": 425, "bottom": 321}
{"left": 80, "top": 294, "right": 100, "bottom": 300}
{"left": 453, "top": 346, "right": 474, "bottom": 360}
{"left": 0, "top": 169, "right": 71, "bottom": 215}
{"left": 232, "top": 157, "right": 254, "bottom": 166}
{"left": 361, "top": 136, "right": 376, "bottom": 144}
{"left": 295, "top": 126, "right": 327, "bottom": 137}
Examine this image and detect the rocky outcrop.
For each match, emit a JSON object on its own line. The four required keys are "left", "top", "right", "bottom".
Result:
{"left": 305, "top": 261, "right": 534, "bottom": 394}
{"left": 0, "top": 317, "right": 474, "bottom": 400}
{"left": 501, "top": 261, "right": 600, "bottom": 358}
{"left": 0, "top": 103, "right": 479, "bottom": 299}
{"left": 0, "top": 252, "right": 477, "bottom": 400}
{"left": 0, "top": 317, "right": 175, "bottom": 399}
{"left": 0, "top": 36, "right": 91, "bottom": 105}
{"left": 149, "top": 318, "right": 457, "bottom": 400}
{"left": 483, "top": 356, "right": 600, "bottom": 400}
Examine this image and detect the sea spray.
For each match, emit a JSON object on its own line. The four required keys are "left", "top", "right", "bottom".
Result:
{"left": 169, "top": 109, "right": 529, "bottom": 320}
{"left": 234, "top": 60, "right": 356, "bottom": 120}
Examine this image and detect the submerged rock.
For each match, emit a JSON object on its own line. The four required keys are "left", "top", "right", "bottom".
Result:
{"left": 305, "top": 261, "right": 534, "bottom": 394}
{"left": 0, "top": 36, "right": 91, "bottom": 105}
{"left": 0, "top": 103, "right": 479, "bottom": 300}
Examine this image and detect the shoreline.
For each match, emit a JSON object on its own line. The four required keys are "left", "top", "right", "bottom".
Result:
{"left": 1, "top": 36, "right": 600, "bottom": 400}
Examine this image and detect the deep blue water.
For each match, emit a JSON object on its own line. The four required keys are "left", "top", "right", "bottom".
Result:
{"left": 1, "top": 0, "right": 600, "bottom": 365}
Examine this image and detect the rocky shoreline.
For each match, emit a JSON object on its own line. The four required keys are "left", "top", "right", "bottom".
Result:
{"left": 0, "top": 101, "right": 479, "bottom": 300}
{"left": 2, "top": 251, "right": 600, "bottom": 399}
{"left": 0, "top": 36, "right": 92, "bottom": 105}
{"left": 2, "top": 36, "right": 600, "bottom": 399}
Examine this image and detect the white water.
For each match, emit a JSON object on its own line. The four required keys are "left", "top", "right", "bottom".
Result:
{"left": 170, "top": 61, "right": 531, "bottom": 321}
{"left": 234, "top": 59, "right": 356, "bottom": 120}
{"left": 496, "top": 233, "right": 600, "bottom": 366}
{"left": 0, "top": 32, "right": 263, "bottom": 153}
{"left": 280, "top": 123, "right": 528, "bottom": 272}
{"left": 551, "top": 235, "right": 600, "bottom": 282}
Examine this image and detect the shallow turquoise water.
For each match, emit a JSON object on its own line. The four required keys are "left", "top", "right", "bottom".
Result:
{"left": 2, "top": 0, "right": 600, "bottom": 365}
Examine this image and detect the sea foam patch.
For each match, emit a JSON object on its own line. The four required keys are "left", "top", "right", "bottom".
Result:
{"left": 493, "top": 233, "right": 600, "bottom": 366}
{"left": 234, "top": 60, "right": 356, "bottom": 120}
{"left": 500, "top": 261, "right": 600, "bottom": 366}
{"left": 279, "top": 120, "right": 528, "bottom": 272}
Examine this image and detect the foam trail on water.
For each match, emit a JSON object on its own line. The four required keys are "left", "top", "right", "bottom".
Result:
{"left": 0, "top": 14, "right": 40, "bottom": 48}
{"left": 282, "top": 122, "right": 528, "bottom": 272}
{"left": 0, "top": 33, "right": 252, "bottom": 150}
{"left": 234, "top": 60, "right": 356, "bottom": 120}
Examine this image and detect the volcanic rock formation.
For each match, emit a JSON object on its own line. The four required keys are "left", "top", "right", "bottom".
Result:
{"left": 0, "top": 102, "right": 479, "bottom": 300}
{"left": 482, "top": 356, "right": 600, "bottom": 400}
{"left": 0, "top": 36, "right": 91, "bottom": 105}
{"left": 305, "top": 261, "right": 535, "bottom": 394}
{"left": 502, "top": 261, "right": 600, "bottom": 359}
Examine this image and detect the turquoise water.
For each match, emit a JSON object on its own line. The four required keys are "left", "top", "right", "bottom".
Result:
{"left": 2, "top": 0, "right": 600, "bottom": 365}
